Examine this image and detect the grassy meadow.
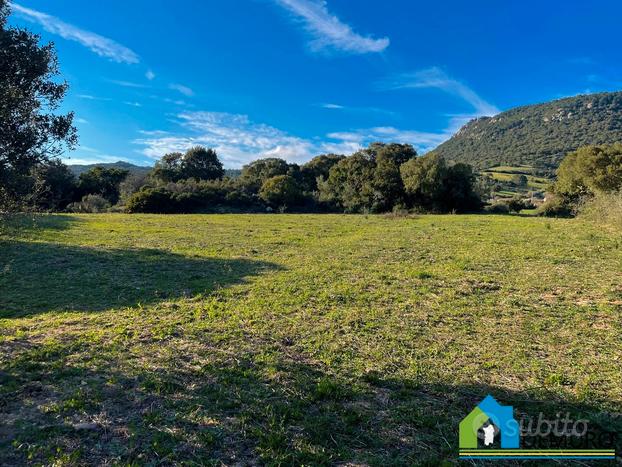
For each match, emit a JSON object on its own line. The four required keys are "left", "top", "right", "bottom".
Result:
{"left": 1, "top": 213, "right": 621, "bottom": 465}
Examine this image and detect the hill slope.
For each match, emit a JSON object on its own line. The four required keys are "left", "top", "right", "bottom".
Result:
{"left": 68, "top": 161, "right": 152, "bottom": 177}
{"left": 433, "top": 91, "right": 622, "bottom": 169}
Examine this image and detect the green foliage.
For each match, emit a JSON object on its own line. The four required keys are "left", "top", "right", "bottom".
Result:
{"left": 77, "top": 167, "right": 129, "bottom": 204}
{"left": 511, "top": 174, "right": 528, "bottom": 186}
{"left": 299, "top": 154, "right": 345, "bottom": 193}
{"left": 577, "top": 191, "right": 622, "bottom": 229}
{"left": 554, "top": 142, "right": 622, "bottom": 200}
{"left": 30, "top": 159, "right": 77, "bottom": 211}
{"left": 505, "top": 197, "right": 534, "bottom": 213}
{"left": 536, "top": 195, "right": 573, "bottom": 218}
{"left": 66, "top": 194, "right": 111, "bottom": 213}
{"left": 239, "top": 158, "right": 291, "bottom": 192}
{"left": 0, "top": 1, "right": 77, "bottom": 211}
{"left": 126, "top": 178, "right": 257, "bottom": 213}
{"left": 182, "top": 146, "right": 224, "bottom": 181}
{"left": 433, "top": 91, "right": 622, "bottom": 169}
{"left": 259, "top": 175, "right": 302, "bottom": 209}
{"left": 151, "top": 146, "right": 224, "bottom": 184}
{"left": 400, "top": 153, "right": 481, "bottom": 212}
{"left": 319, "top": 151, "right": 376, "bottom": 212}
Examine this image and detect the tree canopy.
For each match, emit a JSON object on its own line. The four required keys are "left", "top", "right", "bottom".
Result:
{"left": 0, "top": 0, "right": 77, "bottom": 210}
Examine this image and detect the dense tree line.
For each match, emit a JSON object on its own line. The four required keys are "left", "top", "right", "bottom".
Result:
{"left": 0, "top": 0, "right": 482, "bottom": 215}
{"left": 118, "top": 143, "right": 482, "bottom": 214}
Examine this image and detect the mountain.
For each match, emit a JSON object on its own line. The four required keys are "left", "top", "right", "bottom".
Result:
{"left": 432, "top": 91, "right": 622, "bottom": 170}
{"left": 68, "top": 161, "right": 152, "bottom": 177}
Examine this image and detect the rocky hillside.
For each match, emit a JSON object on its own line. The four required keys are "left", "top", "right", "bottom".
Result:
{"left": 432, "top": 91, "right": 622, "bottom": 169}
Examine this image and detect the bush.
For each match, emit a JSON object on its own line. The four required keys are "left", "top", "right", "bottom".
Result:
{"left": 259, "top": 175, "right": 302, "bottom": 209}
{"left": 577, "top": 191, "right": 622, "bottom": 229}
{"left": 536, "top": 195, "right": 573, "bottom": 217}
{"left": 484, "top": 201, "right": 510, "bottom": 214}
{"left": 66, "top": 194, "right": 111, "bottom": 213}
{"left": 507, "top": 197, "right": 534, "bottom": 213}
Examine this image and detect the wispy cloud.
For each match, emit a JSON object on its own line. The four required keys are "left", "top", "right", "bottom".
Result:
{"left": 10, "top": 2, "right": 139, "bottom": 64}
{"left": 318, "top": 102, "right": 397, "bottom": 117}
{"left": 274, "top": 0, "right": 389, "bottom": 54}
{"left": 326, "top": 127, "right": 447, "bottom": 153}
{"left": 169, "top": 83, "right": 194, "bottom": 97}
{"left": 123, "top": 101, "right": 143, "bottom": 107}
{"left": 384, "top": 67, "right": 499, "bottom": 116}
{"left": 108, "top": 79, "right": 149, "bottom": 89}
{"left": 145, "top": 70, "right": 156, "bottom": 80}
{"left": 77, "top": 94, "right": 112, "bottom": 101}
{"left": 134, "top": 110, "right": 449, "bottom": 167}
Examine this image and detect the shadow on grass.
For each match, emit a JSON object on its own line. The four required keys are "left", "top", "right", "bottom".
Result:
{"left": 0, "top": 241, "right": 282, "bottom": 317}
{"left": 1, "top": 337, "right": 620, "bottom": 465}
{"left": 0, "top": 214, "right": 83, "bottom": 237}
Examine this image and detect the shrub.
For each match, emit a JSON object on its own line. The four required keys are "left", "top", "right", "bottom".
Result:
{"left": 259, "top": 175, "right": 302, "bottom": 209}
{"left": 484, "top": 201, "right": 510, "bottom": 214}
{"left": 536, "top": 195, "right": 573, "bottom": 217}
{"left": 507, "top": 197, "right": 534, "bottom": 213}
{"left": 66, "top": 194, "right": 111, "bottom": 213}
{"left": 577, "top": 191, "right": 622, "bottom": 229}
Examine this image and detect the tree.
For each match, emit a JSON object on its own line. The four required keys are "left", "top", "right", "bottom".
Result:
{"left": 31, "top": 159, "right": 77, "bottom": 211}
{"left": 152, "top": 152, "right": 184, "bottom": 183}
{"left": 370, "top": 143, "right": 417, "bottom": 211}
{"left": 182, "top": 146, "right": 224, "bottom": 181}
{"left": 239, "top": 158, "right": 290, "bottom": 192}
{"left": 400, "top": 152, "right": 447, "bottom": 209}
{"left": 151, "top": 147, "right": 224, "bottom": 184}
{"left": 0, "top": 1, "right": 77, "bottom": 211}
{"left": 300, "top": 154, "right": 345, "bottom": 192}
{"left": 401, "top": 153, "right": 481, "bottom": 212}
{"left": 78, "top": 167, "right": 129, "bottom": 204}
{"left": 318, "top": 153, "right": 376, "bottom": 212}
{"left": 259, "top": 175, "right": 302, "bottom": 209}
{"left": 555, "top": 143, "right": 622, "bottom": 201}
{"left": 512, "top": 174, "right": 528, "bottom": 187}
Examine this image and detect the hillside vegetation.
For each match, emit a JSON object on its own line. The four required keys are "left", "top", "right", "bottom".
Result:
{"left": 1, "top": 214, "right": 621, "bottom": 465}
{"left": 433, "top": 91, "right": 622, "bottom": 169}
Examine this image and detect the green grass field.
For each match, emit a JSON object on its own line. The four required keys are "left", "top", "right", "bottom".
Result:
{"left": 1, "top": 214, "right": 621, "bottom": 465}
{"left": 482, "top": 166, "right": 553, "bottom": 192}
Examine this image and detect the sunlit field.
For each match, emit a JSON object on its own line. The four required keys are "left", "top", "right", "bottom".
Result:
{"left": 1, "top": 214, "right": 621, "bottom": 465}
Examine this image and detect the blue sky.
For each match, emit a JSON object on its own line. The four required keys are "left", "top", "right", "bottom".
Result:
{"left": 8, "top": 0, "right": 622, "bottom": 167}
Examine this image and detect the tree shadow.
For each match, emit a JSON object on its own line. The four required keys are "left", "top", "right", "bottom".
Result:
{"left": 1, "top": 337, "right": 620, "bottom": 465}
{"left": 0, "top": 241, "right": 282, "bottom": 317}
{"left": 0, "top": 214, "right": 82, "bottom": 238}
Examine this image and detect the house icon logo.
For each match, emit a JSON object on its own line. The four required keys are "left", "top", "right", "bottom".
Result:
{"left": 459, "top": 395, "right": 519, "bottom": 449}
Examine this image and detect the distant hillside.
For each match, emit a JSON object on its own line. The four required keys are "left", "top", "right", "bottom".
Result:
{"left": 68, "top": 161, "right": 152, "bottom": 177}
{"left": 432, "top": 91, "right": 622, "bottom": 169}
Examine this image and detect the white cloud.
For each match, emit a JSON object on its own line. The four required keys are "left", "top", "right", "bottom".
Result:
{"left": 145, "top": 70, "right": 156, "bottom": 80}
{"left": 61, "top": 153, "right": 131, "bottom": 165}
{"left": 133, "top": 110, "right": 453, "bottom": 167}
{"left": 77, "top": 94, "right": 112, "bottom": 101}
{"left": 108, "top": 79, "right": 149, "bottom": 88}
{"left": 327, "top": 127, "right": 448, "bottom": 153}
{"left": 274, "top": 0, "right": 389, "bottom": 54}
{"left": 10, "top": 2, "right": 139, "bottom": 64}
{"left": 75, "top": 118, "right": 89, "bottom": 124}
{"left": 384, "top": 67, "right": 499, "bottom": 116}
{"left": 319, "top": 102, "right": 397, "bottom": 117}
{"left": 169, "top": 83, "right": 194, "bottom": 97}
{"left": 123, "top": 101, "right": 143, "bottom": 107}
